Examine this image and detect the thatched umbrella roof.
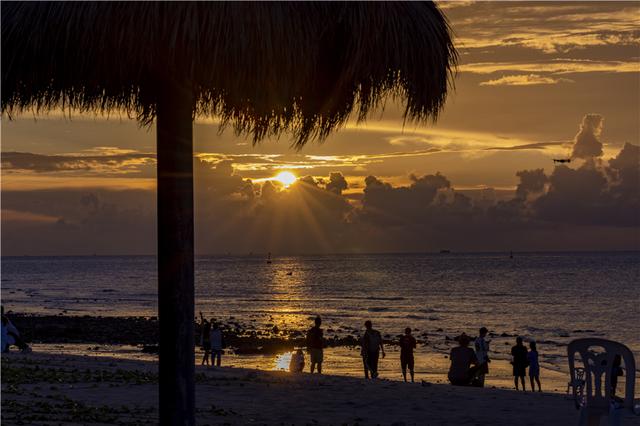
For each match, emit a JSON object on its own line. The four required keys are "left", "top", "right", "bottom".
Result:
{"left": 2, "top": 1, "right": 456, "bottom": 145}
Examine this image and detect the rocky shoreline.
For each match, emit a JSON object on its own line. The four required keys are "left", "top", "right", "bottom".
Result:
{"left": 6, "top": 312, "right": 580, "bottom": 362}
{"left": 7, "top": 313, "right": 429, "bottom": 355}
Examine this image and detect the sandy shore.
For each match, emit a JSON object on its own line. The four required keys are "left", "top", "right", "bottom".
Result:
{"left": 4, "top": 351, "right": 638, "bottom": 426}
{"left": 26, "top": 342, "right": 573, "bottom": 393}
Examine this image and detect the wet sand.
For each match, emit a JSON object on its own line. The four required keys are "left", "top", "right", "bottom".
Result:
{"left": 1, "top": 351, "right": 608, "bottom": 426}
{"left": 29, "top": 342, "right": 571, "bottom": 393}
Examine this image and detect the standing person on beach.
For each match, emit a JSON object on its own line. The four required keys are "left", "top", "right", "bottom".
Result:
{"left": 210, "top": 322, "right": 224, "bottom": 367}
{"left": 199, "top": 312, "right": 211, "bottom": 366}
{"left": 399, "top": 327, "right": 417, "bottom": 382}
{"left": 474, "top": 327, "right": 490, "bottom": 387}
{"left": 306, "top": 316, "right": 324, "bottom": 374}
{"left": 528, "top": 341, "right": 542, "bottom": 392}
{"left": 361, "top": 320, "right": 385, "bottom": 379}
{"left": 511, "top": 336, "right": 528, "bottom": 391}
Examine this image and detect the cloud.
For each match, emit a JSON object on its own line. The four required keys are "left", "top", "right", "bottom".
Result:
{"left": 1, "top": 188, "right": 156, "bottom": 255}
{"left": 532, "top": 162, "right": 637, "bottom": 227}
{"left": 608, "top": 142, "right": 640, "bottom": 172}
{"left": 436, "top": 1, "right": 475, "bottom": 10}
{"left": 606, "top": 143, "right": 640, "bottom": 208}
{"left": 571, "top": 114, "right": 604, "bottom": 159}
{"left": 3, "top": 137, "right": 639, "bottom": 255}
{"left": 479, "top": 74, "right": 574, "bottom": 86}
{"left": 447, "top": 2, "right": 640, "bottom": 54}
{"left": 1, "top": 150, "right": 155, "bottom": 175}
{"left": 485, "top": 142, "right": 566, "bottom": 151}
{"left": 326, "top": 172, "right": 348, "bottom": 195}
{"left": 1, "top": 209, "right": 59, "bottom": 224}
{"left": 460, "top": 60, "right": 640, "bottom": 75}
{"left": 355, "top": 172, "right": 451, "bottom": 226}
{"left": 515, "top": 169, "right": 548, "bottom": 200}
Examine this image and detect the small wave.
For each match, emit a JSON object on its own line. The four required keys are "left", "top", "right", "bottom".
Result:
{"left": 328, "top": 313, "right": 356, "bottom": 318}
{"left": 367, "top": 307, "right": 389, "bottom": 312}
{"left": 405, "top": 315, "right": 427, "bottom": 320}
{"left": 341, "top": 296, "right": 405, "bottom": 301}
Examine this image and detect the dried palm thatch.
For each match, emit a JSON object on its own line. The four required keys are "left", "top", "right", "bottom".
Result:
{"left": 2, "top": 1, "right": 456, "bottom": 146}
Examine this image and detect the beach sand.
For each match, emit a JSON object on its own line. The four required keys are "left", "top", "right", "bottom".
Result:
{"left": 4, "top": 351, "right": 639, "bottom": 425}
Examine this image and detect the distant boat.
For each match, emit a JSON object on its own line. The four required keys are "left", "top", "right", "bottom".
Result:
{"left": 553, "top": 158, "right": 571, "bottom": 164}
{"left": 439, "top": 250, "right": 451, "bottom": 254}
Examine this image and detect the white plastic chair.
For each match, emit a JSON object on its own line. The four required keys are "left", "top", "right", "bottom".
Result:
{"left": 568, "top": 338, "right": 638, "bottom": 426}
{"left": 568, "top": 366, "right": 586, "bottom": 400}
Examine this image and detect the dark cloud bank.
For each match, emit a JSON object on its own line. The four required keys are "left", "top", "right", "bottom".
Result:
{"left": 3, "top": 119, "right": 639, "bottom": 255}
{"left": 2, "top": 151, "right": 155, "bottom": 175}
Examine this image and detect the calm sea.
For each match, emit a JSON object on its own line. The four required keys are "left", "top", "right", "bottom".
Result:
{"left": 2, "top": 252, "right": 639, "bottom": 372}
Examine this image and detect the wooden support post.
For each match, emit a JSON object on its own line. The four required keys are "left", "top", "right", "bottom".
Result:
{"left": 157, "top": 82, "right": 195, "bottom": 426}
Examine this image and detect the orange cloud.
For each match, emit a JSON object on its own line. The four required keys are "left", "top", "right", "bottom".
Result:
{"left": 480, "top": 74, "right": 574, "bottom": 86}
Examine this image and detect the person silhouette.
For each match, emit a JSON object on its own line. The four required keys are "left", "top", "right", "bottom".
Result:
{"left": 210, "top": 322, "right": 224, "bottom": 367}
{"left": 306, "top": 316, "right": 324, "bottom": 374}
{"left": 399, "top": 327, "right": 417, "bottom": 382}
{"left": 361, "top": 320, "right": 385, "bottom": 379}
{"left": 289, "top": 348, "right": 305, "bottom": 373}
{"left": 1, "top": 306, "right": 31, "bottom": 353}
{"left": 448, "top": 333, "right": 480, "bottom": 386}
{"left": 474, "top": 326, "right": 490, "bottom": 387}
{"left": 528, "top": 341, "right": 542, "bottom": 392}
{"left": 511, "top": 336, "right": 528, "bottom": 391}
{"left": 199, "top": 312, "right": 211, "bottom": 366}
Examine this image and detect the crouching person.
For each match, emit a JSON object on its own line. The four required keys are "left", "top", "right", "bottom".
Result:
{"left": 289, "top": 349, "right": 305, "bottom": 373}
{"left": 448, "top": 333, "right": 480, "bottom": 386}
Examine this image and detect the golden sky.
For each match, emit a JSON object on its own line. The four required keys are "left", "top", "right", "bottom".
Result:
{"left": 2, "top": 1, "right": 639, "bottom": 254}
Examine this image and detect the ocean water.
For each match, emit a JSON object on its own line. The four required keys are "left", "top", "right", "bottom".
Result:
{"left": 2, "top": 252, "right": 639, "bottom": 376}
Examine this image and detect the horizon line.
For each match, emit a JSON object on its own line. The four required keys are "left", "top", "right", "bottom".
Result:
{"left": 2, "top": 249, "right": 639, "bottom": 259}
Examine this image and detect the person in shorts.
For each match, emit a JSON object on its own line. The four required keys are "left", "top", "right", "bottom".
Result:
{"left": 361, "top": 320, "right": 385, "bottom": 379}
{"left": 399, "top": 327, "right": 417, "bottom": 382}
{"left": 306, "top": 316, "right": 324, "bottom": 374}
{"left": 474, "top": 326, "right": 490, "bottom": 387}
{"left": 511, "top": 336, "right": 528, "bottom": 391}
{"left": 210, "top": 322, "right": 224, "bottom": 367}
{"left": 528, "top": 341, "right": 542, "bottom": 392}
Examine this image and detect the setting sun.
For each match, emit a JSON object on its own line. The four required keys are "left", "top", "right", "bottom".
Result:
{"left": 273, "top": 171, "right": 297, "bottom": 188}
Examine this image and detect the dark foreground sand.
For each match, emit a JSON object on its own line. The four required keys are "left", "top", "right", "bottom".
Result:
{"left": 2, "top": 352, "right": 639, "bottom": 426}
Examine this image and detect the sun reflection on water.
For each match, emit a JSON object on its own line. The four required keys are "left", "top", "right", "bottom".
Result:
{"left": 274, "top": 351, "right": 293, "bottom": 371}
